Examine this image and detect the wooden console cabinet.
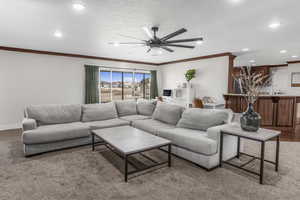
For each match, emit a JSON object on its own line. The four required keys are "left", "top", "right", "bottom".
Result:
{"left": 223, "top": 94, "right": 300, "bottom": 138}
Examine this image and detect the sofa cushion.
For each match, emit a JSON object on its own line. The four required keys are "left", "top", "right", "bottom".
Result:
{"left": 115, "top": 100, "right": 137, "bottom": 116}
{"left": 152, "top": 102, "right": 184, "bottom": 125}
{"left": 177, "top": 108, "right": 230, "bottom": 131}
{"left": 120, "top": 115, "right": 150, "bottom": 123}
{"left": 132, "top": 119, "right": 175, "bottom": 135}
{"left": 22, "top": 122, "right": 89, "bottom": 144}
{"left": 137, "top": 99, "right": 156, "bottom": 116}
{"left": 83, "top": 118, "right": 130, "bottom": 130}
{"left": 158, "top": 128, "right": 218, "bottom": 155}
{"left": 82, "top": 102, "right": 118, "bottom": 122}
{"left": 26, "top": 104, "right": 82, "bottom": 125}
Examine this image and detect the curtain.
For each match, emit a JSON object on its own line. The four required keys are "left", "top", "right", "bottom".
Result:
{"left": 150, "top": 70, "right": 158, "bottom": 99}
{"left": 85, "top": 65, "right": 99, "bottom": 104}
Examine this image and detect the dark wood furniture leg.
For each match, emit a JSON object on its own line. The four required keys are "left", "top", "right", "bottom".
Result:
{"left": 92, "top": 133, "right": 95, "bottom": 151}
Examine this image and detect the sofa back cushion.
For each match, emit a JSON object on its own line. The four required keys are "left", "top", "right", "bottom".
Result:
{"left": 26, "top": 104, "right": 82, "bottom": 125}
{"left": 137, "top": 99, "right": 156, "bottom": 116}
{"left": 115, "top": 100, "right": 137, "bottom": 116}
{"left": 152, "top": 102, "right": 184, "bottom": 125}
{"left": 82, "top": 102, "right": 118, "bottom": 122}
{"left": 177, "top": 108, "right": 230, "bottom": 131}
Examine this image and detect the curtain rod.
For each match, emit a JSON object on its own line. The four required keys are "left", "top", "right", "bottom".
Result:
{"left": 97, "top": 66, "right": 154, "bottom": 72}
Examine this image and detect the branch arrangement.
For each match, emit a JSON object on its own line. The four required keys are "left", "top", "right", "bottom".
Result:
{"left": 233, "top": 66, "right": 271, "bottom": 104}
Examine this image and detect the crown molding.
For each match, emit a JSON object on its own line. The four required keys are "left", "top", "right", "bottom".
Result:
{"left": 287, "top": 60, "right": 300, "bottom": 64}
{"left": 0, "top": 46, "right": 234, "bottom": 66}
{"left": 159, "top": 52, "right": 233, "bottom": 65}
{"left": 0, "top": 46, "right": 159, "bottom": 66}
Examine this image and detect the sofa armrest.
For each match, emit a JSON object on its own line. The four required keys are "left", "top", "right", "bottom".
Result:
{"left": 22, "top": 118, "right": 37, "bottom": 131}
{"left": 206, "top": 123, "right": 239, "bottom": 142}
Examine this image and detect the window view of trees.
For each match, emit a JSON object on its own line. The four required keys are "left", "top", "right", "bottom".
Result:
{"left": 99, "top": 69, "right": 150, "bottom": 102}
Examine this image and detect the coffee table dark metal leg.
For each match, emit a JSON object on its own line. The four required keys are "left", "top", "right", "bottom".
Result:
{"left": 236, "top": 136, "right": 240, "bottom": 158}
{"left": 275, "top": 136, "right": 280, "bottom": 171}
{"left": 92, "top": 133, "right": 95, "bottom": 151}
{"left": 124, "top": 155, "right": 128, "bottom": 182}
{"left": 168, "top": 144, "right": 172, "bottom": 167}
{"left": 219, "top": 132, "right": 224, "bottom": 167}
{"left": 260, "top": 141, "right": 265, "bottom": 184}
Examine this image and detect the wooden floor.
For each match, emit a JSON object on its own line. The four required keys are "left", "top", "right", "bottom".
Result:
{"left": 1, "top": 128, "right": 300, "bottom": 142}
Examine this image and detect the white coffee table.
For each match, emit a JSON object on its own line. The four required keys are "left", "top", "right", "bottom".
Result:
{"left": 91, "top": 126, "right": 172, "bottom": 182}
{"left": 219, "top": 123, "right": 281, "bottom": 184}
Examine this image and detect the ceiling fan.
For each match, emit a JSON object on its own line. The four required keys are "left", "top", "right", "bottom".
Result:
{"left": 109, "top": 26, "right": 203, "bottom": 54}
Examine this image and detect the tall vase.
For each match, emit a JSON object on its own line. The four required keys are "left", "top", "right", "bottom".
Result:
{"left": 240, "top": 103, "right": 261, "bottom": 132}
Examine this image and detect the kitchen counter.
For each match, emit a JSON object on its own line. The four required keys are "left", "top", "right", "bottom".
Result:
{"left": 223, "top": 94, "right": 300, "bottom": 138}
{"left": 224, "top": 93, "right": 300, "bottom": 97}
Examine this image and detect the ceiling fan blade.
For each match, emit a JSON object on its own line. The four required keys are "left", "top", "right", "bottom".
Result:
{"left": 161, "top": 46, "right": 174, "bottom": 52}
{"left": 162, "top": 44, "right": 195, "bottom": 49}
{"left": 142, "top": 26, "right": 153, "bottom": 39}
{"left": 118, "top": 34, "right": 146, "bottom": 41}
{"left": 160, "top": 28, "right": 187, "bottom": 41}
{"left": 165, "top": 37, "right": 203, "bottom": 43}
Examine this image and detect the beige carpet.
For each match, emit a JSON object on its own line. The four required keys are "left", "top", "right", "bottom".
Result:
{"left": 0, "top": 131, "right": 300, "bottom": 200}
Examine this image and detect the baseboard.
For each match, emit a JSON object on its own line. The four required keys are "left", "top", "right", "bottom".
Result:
{"left": 0, "top": 123, "right": 21, "bottom": 131}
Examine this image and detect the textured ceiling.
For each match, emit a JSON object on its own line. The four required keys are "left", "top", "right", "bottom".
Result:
{"left": 0, "top": 0, "right": 299, "bottom": 65}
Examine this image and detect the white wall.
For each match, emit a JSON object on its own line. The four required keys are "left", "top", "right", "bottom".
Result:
{"left": 268, "top": 63, "right": 300, "bottom": 95}
{"left": 158, "top": 56, "right": 230, "bottom": 103}
{"left": 0, "top": 51, "right": 158, "bottom": 129}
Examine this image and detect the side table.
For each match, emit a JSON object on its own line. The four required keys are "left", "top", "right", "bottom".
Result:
{"left": 219, "top": 124, "right": 280, "bottom": 184}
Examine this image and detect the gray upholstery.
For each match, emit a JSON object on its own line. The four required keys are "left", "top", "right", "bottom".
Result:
{"left": 152, "top": 102, "right": 184, "bottom": 125}
{"left": 132, "top": 119, "right": 175, "bottom": 135}
{"left": 82, "top": 102, "right": 118, "bottom": 122}
{"left": 177, "top": 108, "right": 230, "bottom": 131}
{"left": 26, "top": 104, "right": 82, "bottom": 125}
{"left": 83, "top": 118, "right": 130, "bottom": 130}
{"left": 158, "top": 128, "right": 218, "bottom": 155}
{"left": 22, "top": 118, "right": 37, "bottom": 131}
{"left": 115, "top": 100, "right": 137, "bottom": 116}
{"left": 120, "top": 115, "right": 150, "bottom": 123}
{"left": 22, "top": 122, "right": 90, "bottom": 145}
{"left": 137, "top": 100, "right": 156, "bottom": 116}
{"left": 24, "top": 136, "right": 98, "bottom": 156}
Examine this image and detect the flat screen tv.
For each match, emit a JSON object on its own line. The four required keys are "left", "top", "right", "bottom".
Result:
{"left": 163, "top": 89, "right": 172, "bottom": 97}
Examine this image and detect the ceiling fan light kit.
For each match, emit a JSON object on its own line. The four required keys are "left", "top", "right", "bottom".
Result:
{"left": 110, "top": 26, "right": 203, "bottom": 54}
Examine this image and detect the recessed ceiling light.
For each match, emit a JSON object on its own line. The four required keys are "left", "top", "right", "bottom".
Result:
{"left": 292, "top": 55, "right": 299, "bottom": 58}
{"left": 54, "top": 30, "right": 63, "bottom": 38}
{"left": 249, "top": 60, "right": 255, "bottom": 63}
{"left": 73, "top": 3, "right": 85, "bottom": 11}
{"left": 113, "top": 42, "right": 119, "bottom": 47}
{"left": 196, "top": 40, "right": 203, "bottom": 45}
{"left": 280, "top": 50, "right": 287, "bottom": 54}
{"left": 242, "top": 48, "right": 249, "bottom": 52}
{"left": 269, "top": 22, "right": 281, "bottom": 29}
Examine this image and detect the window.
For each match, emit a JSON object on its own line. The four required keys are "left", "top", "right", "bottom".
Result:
{"left": 100, "top": 71, "right": 111, "bottom": 103}
{"left": 112, "top": 71, "right": 122, "bottom": 101}
{"left": 99, "top": 69, "right": 151, "bottom": 102}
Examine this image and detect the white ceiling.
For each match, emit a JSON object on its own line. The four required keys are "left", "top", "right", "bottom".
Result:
{"left": 0, "top": 0, "right": 299, "bottom": 65}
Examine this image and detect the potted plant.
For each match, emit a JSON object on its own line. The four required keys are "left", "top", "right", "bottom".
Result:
{"left": 185, "top": 69, "right": 196, "bottom": 82}
{"left": 233, "top": 66, "right": 270, "bottom": 132}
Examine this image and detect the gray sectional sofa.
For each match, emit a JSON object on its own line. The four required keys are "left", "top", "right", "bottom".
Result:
{"left": 22, "top": 100, "right": 238, "bottom": 170}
